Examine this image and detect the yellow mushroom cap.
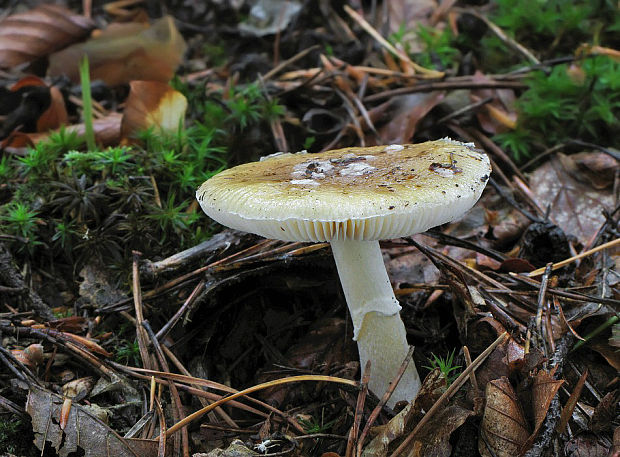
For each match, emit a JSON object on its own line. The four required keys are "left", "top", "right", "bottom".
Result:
{"left": 196, "top": 138, "right": 491, "bottom": 242}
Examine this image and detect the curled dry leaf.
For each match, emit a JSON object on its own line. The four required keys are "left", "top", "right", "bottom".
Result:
{"left": 0, "top": 4, "right": 94, "bottom": 69}
{"left": 478, "top": 377, "right": 529, "bottom": 457}
{"left": 26, "top": 384, "right": 161, "bottom": 457}
{"left": 529, "top": 153, "right": 616, "bottom": 244}
{"left": 520, "top": 370, "right": 564, "bottom": 451}
{"left": 405, "top": 405, "right": 474, "bottom": 457}
{"left": 120, "top": 81, "right": 188, "bottom": 142}
{"left": 48, "top": 15, "right": 186, "bottom": 86}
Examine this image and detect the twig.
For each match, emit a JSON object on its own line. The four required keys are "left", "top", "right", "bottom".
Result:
{"left": 390, "top": 332, "right": 509, "bottom": 457}
{"left": 534, "top": 264, "right": 554, "bottom": 359}
{"left": 140, "top": 230, "right": 241, "bottom": 278}
{"left": 343, "top": 5, "right": 443, "bottom": 78}
{"left": 132, "top": 251, "right": 156, "bottom": 370}
{"left": 527, "top": 237, "right": 620, "bottom": 276}
{"left": 263, "top": 45, "right": 320, "bottom": 81}
{"left": 155, "top": 280, "right": 205, "bottom": 341}
{"left": 522, "top": 334, "right": 573, "bottom": 457}
{"left": 347, "top": 361, "right": 370, "bottom": 457}
{"left": 436, "top": 96, "right": 493, "bottom": 124}
{"left": 364, "top": 79, "right": 525, "bottom": 102}
{"left": 460, "top": 9, "right": 539, "bottom": 64}
{"left": 162, "top": 375, "right": 358, "bottom": 439}
{"left": 143, "top": 320, "right": 188, "bottom": 457}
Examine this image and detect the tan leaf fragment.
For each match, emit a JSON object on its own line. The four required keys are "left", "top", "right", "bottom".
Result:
{"left": 121, "top": 80, "right": 188, "bottom": 142}
{"left": 521, "top": 370, "right": 564, "bottom": 451}
{"left": 0, "top": 4, "right": 94, "bottom": 69}
{"left": 26, "top": 384, "right": 160, "bottom": 457}
{"left": 48, "top": 15, "right": 186, "bottom": 86}
{"left": 529, "top": 154, "right": 616, "bottom": 244}
{"left": 479, "top": 377, "right": 529, "bottom": 457}
{"left": 406, "top": 405, "right": 473, "bottom": 457}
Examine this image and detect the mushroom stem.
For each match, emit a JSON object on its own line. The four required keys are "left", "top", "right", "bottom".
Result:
{"left": 330, "top": 240, "right": 421, "bottom": 407}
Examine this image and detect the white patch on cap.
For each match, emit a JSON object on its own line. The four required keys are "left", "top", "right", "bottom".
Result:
{"left": 384, "top": 144, "right": 404, "bottom": 153}
{"left": 290, "top": 179, "right": 320, "bottom": 186}
{"left": 339, "top": 162, "right": 376, "bottom": 176}
{"left": 292, "top": 160, "right": 334, "bottom": 180}
{"left": 432, "top": 167, "right": 456, "bottom": 178}
{"left": 440, "top": 137, "right": 475, "bottom": 149}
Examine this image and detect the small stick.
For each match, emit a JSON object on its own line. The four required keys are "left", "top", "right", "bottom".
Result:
{"left": 390, "top": 332, "right": 509, "bottom": 457}
{"left": 161, "top": 344, "right": 238, "bottom": 428}
{"left": 347, "top": 361, "right": 370, "bottom": 457}
{"left": 142, "top": 320, "right": 187, "bottom": 457}
{"left": 462, "top": 346, "right": 478, "bottom": 392}
{"left": 263, "top": 45, "right": 320, "bottom": 81}
{"left": 343, "top": 5, "right": 443, "bottom": 78}
{"left": 155, "top": 280, "right": 205, "bottom": 341}
{"left": 535, "top": 264, "right": 554, "bottom": 359}
{"left": 527, "top": 238, "right": 620, "bottom": 277}
{"left": 162, "top": 375, "right": 358, "bottom": 439}
{"left": 459, "top": 9, "right": 539, "bottom": 64}
{"left": 132, "top": 251, "right": 155, "bottom": 370}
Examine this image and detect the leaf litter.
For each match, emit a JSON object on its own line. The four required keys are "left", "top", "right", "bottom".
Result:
{"left": 0, "top": 1, "right": 618, "bottom": 457}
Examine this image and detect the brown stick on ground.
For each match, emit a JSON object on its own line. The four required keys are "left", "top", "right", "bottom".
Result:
{"left": 0, "top": 242, "right": 54, "bottom": 320}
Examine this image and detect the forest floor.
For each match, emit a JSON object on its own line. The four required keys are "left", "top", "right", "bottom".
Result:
{"left": 0, "top": 1, "right": 618, "bottom": 456}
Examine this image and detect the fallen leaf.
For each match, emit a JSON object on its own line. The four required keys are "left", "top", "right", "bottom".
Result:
{"left": 121, "top": 80, "right": 188, "bottom": 142}
{"left": 407, "top": 405, "right": 473, "bottom": 457}
{"left": 478, "top": 377, "right": 529, "bottom": 457}
{"left": 361, "top": 369, "right": 446, "bottom": 457}
{"left": 564, "top": 433, "right": 611, "bottom": 457}
{"left": 48, "top": 16, "right": 186, "bottom": 86}
{"left": 2, "top": 112, "right": 122, "bottom": 150}
{"left": 471, "top": 72, "right": 517, "bottom": 134}
{"left": 521, "top": 370, "right": 564, "bottom": 451}
{"left": 387, "top": 0, "right": 438, "bottom": 54}
{"left": 0, "top": 4, "right": 94, "bottom": 69}
{"left": 590, "top": 390, "right": 620, "bottom": 434}
{"left": 26, "top": 384, "right": 160, "bottom": 457}
{"left": 376, "top": 92, "right": 445, "bottom": 144}
{"left": 529, "top": 154, "right": 616, "bottom": 244}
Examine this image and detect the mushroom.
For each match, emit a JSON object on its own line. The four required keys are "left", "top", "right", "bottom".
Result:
{"left": 196, "top": 138, "right": 491, "bottom": 407}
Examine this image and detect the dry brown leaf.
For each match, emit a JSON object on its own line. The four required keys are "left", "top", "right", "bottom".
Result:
{"left": 521, "top": 370, "right": 564, "bottom": 451}
{"left": 2, "top": 112, "right": 122, "bottom": 150}
{"left": 478, "top": 377, "right": 530, "bottom": 457}
{"left": 561, "top": 151, "right": 618, "bottom": 190}
{"left": 26, "top": 384, "right": 161, "bottom": 457}
{"left": 529, "top": 154, "right": 616, "bottom": 244}
{"left": 376, "top": 92, "right": 445, "bottom": 144}
{"left": 557, "top": 369, "right": 588, "bottom": 435}
{"left": 564, "top": 433, "right": 612, "bottom": 457}
{"left": 361, "top": 369, "right": 446, "bottom": 457}
{"left": 591, "top": 390, "right": 620, "bottom": 434}
{"left": 610, "top": 426, "right": 620, "bottom": 457}
{"left": 407, "top": 405, "right": 473, "bottom": 457}
{"left": 121, "top": 80, "right": 188, "bottom": 142}
{"left": 387, "top": 0, "right": 438, "bottom": 54}
{"left": 471, "top": 72, "right": 517, "bottom": 134}
{"left": 48, "top": 16, "right": 186, "bottom": 86}
{"left": 0, "top": 4, "right": 94, "bottom": 69}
